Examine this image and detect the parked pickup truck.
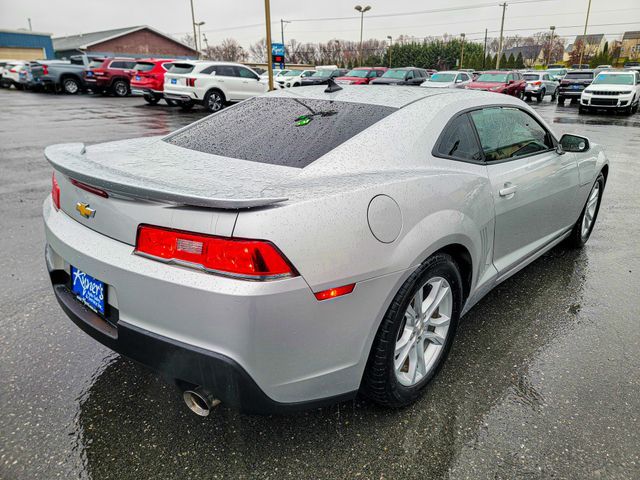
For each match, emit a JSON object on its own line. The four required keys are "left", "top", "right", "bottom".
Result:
{"left": 30, "top": 55, "right": 99, "bottom": 94}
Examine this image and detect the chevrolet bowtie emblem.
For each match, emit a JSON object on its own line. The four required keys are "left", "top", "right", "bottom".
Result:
{"left": 76, "top": 202, "right": 96, "bottom": 219}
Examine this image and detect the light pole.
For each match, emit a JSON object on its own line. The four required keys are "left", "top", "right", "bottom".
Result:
{"left": 196, "top": 21, "right": 205, "bottom": 52}
{"left": 355, "top": 5, "right": 371, "bottom": 67}
{"left": 578, "top": 0, "right": 592, "bottom": 69}
{"left": 547, "top": 25, "right": 556, "bottom": 66}
{"left": 387, "top": 35, "right": 393, "bottom": 67}
{"left": 189, "top": 0, "right": 198, "bottom": 57}
{"left": 460, "top": 33, "right": 466, "bottom": 69}
{"left": 264, "top": 0, "right": 274, "bottom": 91}
{"left": 496, "top": 2, "right": 507, "bottom": 69}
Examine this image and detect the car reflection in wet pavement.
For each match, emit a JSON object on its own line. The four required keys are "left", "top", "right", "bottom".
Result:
{"left": 0, "top": 90, "right": 638, "bottom": 480}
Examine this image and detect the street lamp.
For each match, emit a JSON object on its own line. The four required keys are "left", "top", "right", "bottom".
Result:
{"left": 387, "top": 35, "right": 392, "bottom": 67}
{"left": 355, "top": 5, "right": 371, "bottom": 67}
{"left": 196, "top": 21, "right": 206, "bottom": 52}
{"left": 460, "top": 33, "right": 466, "bottom": 69}
{"left": 547, "top": 26, "right": 556, "bottom": 66}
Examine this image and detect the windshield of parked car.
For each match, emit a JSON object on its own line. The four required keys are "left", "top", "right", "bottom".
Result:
{"left": 284, "top": 70, "right": 305, "bottom": 76}
{"left": 523, "top": 74, "right": 541, "bottom": 81}
{"left": 476, "top": 73, "right": 508, "bottom": 82}
{"left": 381, "top": 69, "right": 407, "bottom": 79}
{"left": 275, "top": 70, "right": 290, "bottom": 77}
{"left": 592, "top": 74, "right": 634, "bottom": 85}
{"left": 428, "top": 73, "right": 456, "bottom": 82}
{"left": 165, "top": 97, "right": 397, "bottom": 168}
{"left": 312, "top": 70, "right": 333, "bottom": 77}
{"left": 344, "top": 69, "right": 370, "bottom": 78}
{"left": 133, "top": 62, "right": 155, "bottom": 72}
{"left": 565, "top": 72, "right": 593, "bottom": 80}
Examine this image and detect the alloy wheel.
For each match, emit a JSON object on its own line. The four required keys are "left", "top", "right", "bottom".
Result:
{"left": 581, "top": 182, "right": 600, "bottom": 239}
{"left": 64, "top": 79, "right": 78, "bottom": 94}
{"left": 394, "top": 277, "right": 453, "bottom": 387}
{"left": 208, "top": 93, "right": 223, "bottom": 111}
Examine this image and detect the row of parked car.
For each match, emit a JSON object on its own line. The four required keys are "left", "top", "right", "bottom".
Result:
{"left": 2, "top": 56, "right": 639, "bottom": 115}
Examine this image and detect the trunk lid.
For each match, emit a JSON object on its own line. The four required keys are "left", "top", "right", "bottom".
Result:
{"left": 47, "top": 138, "right": 295, "bottom": 245}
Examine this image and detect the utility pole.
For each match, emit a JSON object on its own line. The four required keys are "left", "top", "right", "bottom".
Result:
{"left": 202, "top": 33, "right": 209, "bottom": 51}
{"left": 355, "top": 5, "right": 371, "bottom": 67}
{"left": 578, "top": 0, "right": 592, "bottom": 68}
{"left": 196, "top": 21, "right": 205, "bottom": 52}
{"left": 483, "top": 28, "right": 488, "bottom": 69}
{"left": 189, "top": 0, "right": 198, "bottom": 58}
{"left": 280, "top": 19, "right": 291, "bottom": 66}
{"left": 547, "top": 26, "right": 556, "bottom": 66}
{"left": 387, "top": 35, "right": 393, "bottom": 67}
{"left": 460, "top": 33, "right": 466, "bottom": 69}
{"left": 496, "top": 2, "right": 507, "bottom": 69}
{"left": 264, "top": 0, "right": 274, "bottom": 91}
{"left": 28, "top": 18, "right": 32, "bottom": 31}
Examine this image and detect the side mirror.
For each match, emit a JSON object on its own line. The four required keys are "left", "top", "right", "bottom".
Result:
{"left": 508, "top": 80, "right": 515, "bottom": 85}
{"left": 559, "top": 134, "right": 590, "bottom": 153}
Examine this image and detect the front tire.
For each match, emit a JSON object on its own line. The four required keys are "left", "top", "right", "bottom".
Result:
{"left": 566, "top": 173, "right": 605, "bottom": 248}
{"left": 362, "top": 253, "right": 463, "bottom": 407}
{"left": 143, "top": 94, "right": 160, "bottom": 105}
{"left": 178, "top": 100, "right": 194, "bottom": 111}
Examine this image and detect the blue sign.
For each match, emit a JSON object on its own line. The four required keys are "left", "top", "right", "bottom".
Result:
{"left": 271, "top": 43, "right": 285, "bottom": 56}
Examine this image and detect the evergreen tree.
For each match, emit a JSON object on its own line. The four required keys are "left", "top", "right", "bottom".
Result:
{"left": 499, "top": 53, "right": 508, "bottom": 69}
{"left": 515, "top": 52, "right": 525, "bottom": 69}
{"left": 507, "top": 53, "right": 516, "bottom": 68}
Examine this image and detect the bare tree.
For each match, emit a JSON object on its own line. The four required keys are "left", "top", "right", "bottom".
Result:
{"left": 249, "top": 38, "right": 267, "bottom": 63}
{"left": 181, "top": 34, "right": 196, "bottom": 49}
{"left": 204, "top": 38, "right": 248, "bottom": 62}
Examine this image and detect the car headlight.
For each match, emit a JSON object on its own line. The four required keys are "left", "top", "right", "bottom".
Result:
{"left": 583, "top": 89, "right": 593, "bottom": 94}
{"left": 489, "top": 86, "right": 502, "bottom": 91}
{"left": 620, "top": 90, "right": 632, "bottom": 95}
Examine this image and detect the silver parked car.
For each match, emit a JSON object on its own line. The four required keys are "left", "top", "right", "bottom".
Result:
{"left": 421, "top": 70, "right": 472, "bottom": 89}
{"left": 43, "top": 86, "right": 608, "bottom": 415}
{"left": 523, "top": 71, "right": 559, "bottom": 102}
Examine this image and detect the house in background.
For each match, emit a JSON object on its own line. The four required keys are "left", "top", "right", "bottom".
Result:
{"left": 564, "top": 33, "right": 606, "bottom": 62}
{"left": 502, "top": 45, "right": 544, "bottom": 67}
{"left": 620, "top": 31, "right": 640, "bottom": 60}
{"left": 53, "top": 25, "right": 198, "bottom": 59}
{"left": 0, "top": 29, "right": 54, "bottom": 60}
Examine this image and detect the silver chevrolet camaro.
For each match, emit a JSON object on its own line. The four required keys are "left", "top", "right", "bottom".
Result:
{"left": 43, "top": 85, "right": 608, "bottom": 415}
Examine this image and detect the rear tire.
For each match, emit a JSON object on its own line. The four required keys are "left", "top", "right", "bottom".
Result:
{"left": 566, "top": 173, "right": 604, "bottom": 248}
{"left": 179, "top": 100, "right": 194, "bottom": 111}
{"left": 204, "top": 89, "right": 226, "bottom": 112}
{"left": 112, "top": 79, "right": 129, "bottom": 97}
{"left": 143, "top": 94, "right": 160, "bottom": 105}
{"left": 558, "top": 96, "right": 565, "bottom": 106}
{"left": 362, "top": 253, "right": 463, "bottom": 408}
{"left": 61, "top": 77, "right": 80, "bottom": 94}
{"left": 551, "top": 90, "right": 558, "bottom": 101}
{"left": 537, "top": 89, "right": 545, "bottom": 102}
{"left": 165, "top": 98, "right": 178, "bottom": 106}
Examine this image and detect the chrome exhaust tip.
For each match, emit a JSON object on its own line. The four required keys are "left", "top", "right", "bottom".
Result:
{"left": 182, "top": 387, "right": 221, "bottom": 417}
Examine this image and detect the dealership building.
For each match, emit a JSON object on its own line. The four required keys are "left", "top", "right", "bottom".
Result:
{"left": 53, "top": 25, "right": 198, "bottom": 59}
{"left": 0, "top": 29, "right": 55, "bottom": 60}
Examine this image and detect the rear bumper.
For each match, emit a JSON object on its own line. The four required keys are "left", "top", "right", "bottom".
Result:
{"left": 131, "top": 88, "right": 163, "bottom": 97}
{"left": 43, "top": 199, "right": 395, "bottom": 412}
{"left": 164, "top": 92, "right": 197, "bottom": 102}
{"left": 558, "top": 89, "right": 583, "bottom": 97}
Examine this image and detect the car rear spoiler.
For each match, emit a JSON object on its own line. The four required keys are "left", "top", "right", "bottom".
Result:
{"left": 44, "top": 143, "right": 288, "bottom": 210}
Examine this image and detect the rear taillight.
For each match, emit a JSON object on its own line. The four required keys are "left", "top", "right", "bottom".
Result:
{"left": 9, "top": 68, "right": 17, "bottom": 73}
{"left": 135, "top": 225, "right": 297, "bottom": 280}
{"left": 532, "top": 81, "right": 542, "bottom": 86}
{"left": 42, "top": 65, "right": 49, "bottom": 75}
{"left": 51, "top": 172, "right": 60, "bottom": 210}
{"left": 186, "top": 78, "right": 196, "bottom": 87}
{"left": 70, "top": 178, "right": 109, "bottom": 198}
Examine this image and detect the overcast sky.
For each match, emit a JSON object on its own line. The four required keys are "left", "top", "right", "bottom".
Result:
{"left": 1, "top": 0, "right": 639, "bottom": 47}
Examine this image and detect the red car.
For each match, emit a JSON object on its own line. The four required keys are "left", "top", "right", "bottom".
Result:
{"left": 465, "top": 70, "right": 526, "bottom": 98}
{"left": 84, "top": 57, "right": 137, "bottom": 97}
{"left": 130, "top": 58, "right": 176, "bottom": 105}
{"left": 335, "top": 67, "right": 388, "bottom": 85}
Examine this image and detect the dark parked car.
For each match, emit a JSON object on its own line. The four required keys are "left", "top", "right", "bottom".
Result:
{"left": 558, "top": 70, "right": 595, "bottom": 105}
{"left": 299, "top": 68, "right": 349, "bottom": 86}
{"left": 465, "top": 71, "right": 526, "bottom": 97}
{"left": 84, "top": 57, "right": 138, "bottom": 96}
{"left": 30, "top": 56, "right": 95, "bottom": 94}
{"left": 370, "top": 67, "right": 430, "bottom": 86}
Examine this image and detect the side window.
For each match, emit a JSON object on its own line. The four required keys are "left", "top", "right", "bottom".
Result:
{"left": 367, "top": 70, "right": 377, "bottom": 78}
{"left": 435, "top": 113, "right": 482, "bottom": 162}
{"left": 506, "top": 73, "right": 514, "bottom": 82}
{"left": 406, "top": 71, "right": 414, "bottom": 80}
{"left": 200, "top": 66, "right": 217, "bottom": 75}
{"left": 216, "top": 65, "right": 236, "bottom": 77}
{"left": 376, "top": 70, "right": 384, "bottom": 77}
{"left": 124, "top": 62, "right": 136, "bottom": 69}
{"left": 543, "top": 74, "right": 550, "bottom": 81}
{"left": 236, "top": 67, "right": 258, "bottom": 79}
{"left": 470, "top": 107, "right": 554, "bottom": 162}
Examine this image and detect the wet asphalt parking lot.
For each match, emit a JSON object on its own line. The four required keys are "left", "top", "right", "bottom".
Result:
{"left": 0, "top": 88, "right": 639, "bottom": 480}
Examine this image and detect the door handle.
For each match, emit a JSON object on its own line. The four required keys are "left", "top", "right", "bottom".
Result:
{"left": 499, "top": 183, "right": 518, "bottom": 197}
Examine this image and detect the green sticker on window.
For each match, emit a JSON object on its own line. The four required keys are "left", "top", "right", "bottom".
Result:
{"left": 295, "top": 115, "right": 312, "bottom": 127}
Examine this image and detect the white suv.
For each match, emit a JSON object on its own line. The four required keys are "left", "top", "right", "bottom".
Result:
{"left": 164, "top": 61, "right": 266, "bottom": 112}
{"left": 276, "top": 69, "right": 316, "bottom": 88}
{"left": 580, "top": 70, "right": 640, "bottom": 114}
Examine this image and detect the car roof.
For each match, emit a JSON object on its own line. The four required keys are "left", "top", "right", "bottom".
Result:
{"left": 270, "top": 84, "right": 496, "bottom": 109}
{"left": 432, "top": 71, "right": 461, "bottom": 75}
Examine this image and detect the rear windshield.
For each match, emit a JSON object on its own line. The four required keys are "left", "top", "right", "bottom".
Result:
{"left": 429, "top": 73, "right": 456, "bottom": 82}
{"left": 382, "top": 69, "right": 407, "bottom": 79}
{"left": 134, "top": 62, "right": 155, "bottom": 72}
{"left": 165, "top": 97, "right": 396, "bottom": 168}
{"left": 565, "top": 72, "right": 593, "bottom": 80}
{"left": 170, "top": 63, "right": 195, "bottom": 74}
{"left": 345, "top": 69, "right": 370, "bottom": 78}
{"left": 476, "top": 73, "right": 508, "bottom": 82}
{"left": 523, "top": 74, "right": 540, "bottom": 81}
{"left": 88, "top": 59, "right": 104, "bottom": 68}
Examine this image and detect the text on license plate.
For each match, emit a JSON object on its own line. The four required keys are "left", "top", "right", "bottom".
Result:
{"left": 135, "top": 75, "right": 141, "bottom": 81}
{"left": 71, "top": 266, "right": 106, "bottom": 315}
